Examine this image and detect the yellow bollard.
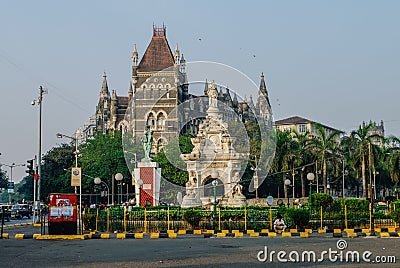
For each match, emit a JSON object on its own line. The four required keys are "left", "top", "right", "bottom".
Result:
{"left": 144, "top": 208, "right": 147, "bottom": 234}
{"left": 107, "top": 208, "right": 110, "bottom": 233}
{"left": 96, "top": 208, "right": 99, "bottom": 232}
{"left": 218, "top": 208, "right": 221, "bottom": 231}
{"left": 269, "top": 207, "right": 273, "bottom": 231}
{"left": 344, "top": 205, "right": 348, "bottom": 230}
{"left": 167, "top": 206, "right": 170, "bottom": 230}
{"left": 244, "top": 207, "right": 247, "bottom": 231}
{"left": 320, "top": 206, "right": 323, "bottom": 230}
{"left": 124, "top": 206, "right": 127, "bottom": 233}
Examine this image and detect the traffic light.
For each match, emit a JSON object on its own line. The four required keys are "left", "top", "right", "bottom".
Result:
{"left": 26, "top": 159, "right": 34, "bottom": 176}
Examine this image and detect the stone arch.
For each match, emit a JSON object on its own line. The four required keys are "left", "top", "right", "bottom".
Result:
{"left": 156, "top": 137, "right": 167, "bottom": 151}
{"left": 202, "top": 176, "right": 224, "bottom": 197}
{"left": 117, "top": 120, "right": 129, "bottom": 134}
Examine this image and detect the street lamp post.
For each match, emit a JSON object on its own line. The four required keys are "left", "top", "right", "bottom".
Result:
{"left": 307, "top": 173, "right": 315, "bottom": 216}
{"left": 115, "top": 173, "right": 123, "bottom": 205}
{"left": 94, "top": 177, "right": 110, "bottom": 205}
{"left": 212, "top": 179, "right": 218, "bottom": 231}
{"left": 284, "top": 179, "right": 291, "bottom": 207}
{"left": 136, "top": 179, "right": 143, "bottom": 206}
{"left": 56, "top": 131, "right": 82, "bottom": 234}
{"left": 251, "top": 156, "right": 260, "bottom": 199}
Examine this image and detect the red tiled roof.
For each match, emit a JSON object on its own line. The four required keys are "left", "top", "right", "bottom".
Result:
{"left": 138, "top": 29, "right": 174, "bottom": 72}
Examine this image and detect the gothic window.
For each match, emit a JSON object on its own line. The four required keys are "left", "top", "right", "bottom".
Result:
{"left": 166, "top": 84, "right": 170, "bottom": 98}
{"left": 142, "top": 85, "right": 147, "bottom": 99}
{"left": 158, "top": 84, "right": 162, "bottom": 98}
{"left": 146, "top": 112, "right": 156, "bottom": 129}
{"left": 150, "top": 85, "right": 154, "bottom": 99}
{"left": 157, "top": 112, "right": 166, "bottom": 130}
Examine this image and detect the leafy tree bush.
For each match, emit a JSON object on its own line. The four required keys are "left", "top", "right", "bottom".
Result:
{"left": 344, "top": 198, "right": 369, "bottom": 212}
{"left": 285, "top": 208, "right": 310, "bottom": 228}
{"left": 390, "top": 210, "right": 400, "bottom": 224}
{"left": 183, "top": 209, "right": 203, "bottom": 229}
{"left": 311, "top": 193, "right": 333, "bottom": 211}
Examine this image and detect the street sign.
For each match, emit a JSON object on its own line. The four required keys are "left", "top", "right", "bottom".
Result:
{"left": 71, "top": 167, "right": 81, "bottom": 187}
{"left": 7, "top": 182, "right": 14, "bottom": 193}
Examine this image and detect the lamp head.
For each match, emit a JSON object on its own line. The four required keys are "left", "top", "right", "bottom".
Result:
{"left": 115, "top": 173, "right": 123, "bottom": 181}
{"left": 307, "top": 173, "right": 315, "bottom": 181}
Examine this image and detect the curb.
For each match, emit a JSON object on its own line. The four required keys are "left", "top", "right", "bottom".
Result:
{"left": 35, "top": 234, "right": 89, "bottom": 240}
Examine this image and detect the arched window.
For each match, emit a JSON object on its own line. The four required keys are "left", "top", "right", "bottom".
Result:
{"left": 150, "top": 85, "right": 154, "bottom": 99}
{"left": 157, "top": 112, "right": 166, "bottom": 130}
{"left": 146, "top": 112, "right": 156, "bottom": 129}
{"left": 166, "top": 84, "right": 170, "bottom": 98}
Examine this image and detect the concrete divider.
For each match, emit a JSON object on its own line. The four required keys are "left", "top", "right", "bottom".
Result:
{"left": 150, "top": 233, "right": 159, "bottom": 239}
{"left": 282, "top": 232, "right": 291, "bottom": 237}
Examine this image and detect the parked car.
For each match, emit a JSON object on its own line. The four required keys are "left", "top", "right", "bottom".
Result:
{"left": 0, "top": 205, "right": 11, "bottom": 222}
{"left": 9, "top": 204, "right": 32, "bottom": 219}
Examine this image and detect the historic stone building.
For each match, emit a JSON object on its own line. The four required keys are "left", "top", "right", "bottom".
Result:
{"left": 95, "top": 26, "right": 272, "bottom": 150}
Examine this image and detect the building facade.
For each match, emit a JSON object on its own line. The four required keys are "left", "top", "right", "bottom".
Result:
{"left": 94, "top": 26, "right": 272, "bottom": 151}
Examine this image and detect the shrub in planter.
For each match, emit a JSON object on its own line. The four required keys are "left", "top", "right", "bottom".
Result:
{"left": 285, "top": 208, "right": 310, "bottom": 228}
{"left": 311, "top": 193, "right": 333, "bottom": 212}
{"left": 390, "top": 210, "right": 400, "bottom": 224}
{"left": 183, "top": 209, "right": 203, "bottom": 229}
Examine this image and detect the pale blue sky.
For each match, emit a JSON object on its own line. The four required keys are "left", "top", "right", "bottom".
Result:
{"left": 1, "top": 0, "right": 399, "bottom": 182}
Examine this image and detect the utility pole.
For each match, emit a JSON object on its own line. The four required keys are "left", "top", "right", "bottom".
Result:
{"left": 32, "top": 86, "right": 46, "bottom": 222}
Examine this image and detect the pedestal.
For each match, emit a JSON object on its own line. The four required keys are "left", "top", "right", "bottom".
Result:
{"left": 134, "top": 161, "right": 161, "bottom": 206}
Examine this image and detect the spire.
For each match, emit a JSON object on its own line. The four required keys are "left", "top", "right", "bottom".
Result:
{"left": 132, "top": 44, "right": 138, "bottom": 66}
{"left": 180, "top": 53, "right": 186, "bottom": 73}
{"left": 232, "top": 92, "right": 238, "bottom": 107}
{"left": 204, "top": 79, "right": 208, "bottom": 95}
{"left": 259, "top": 72, "right": 268, "bottom": 96}
{"left": 101, "top": 72, "right": 110, "bottom": 96}
{"left": 112, "top": 89, "right": 117, "bottom": 100}
{"left": 174, "top": 43, "right": 180, "bottom": 64}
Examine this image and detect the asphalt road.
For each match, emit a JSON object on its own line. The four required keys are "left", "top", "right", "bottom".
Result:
{"left": 1, "top": 235, "right": 400, "bottom": 268}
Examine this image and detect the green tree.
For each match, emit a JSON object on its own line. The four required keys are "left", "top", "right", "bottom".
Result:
{"left": 309, "top": 124, "right": 343, "bottom": 194}
{"left": 79, "top": 131, "right": 130, "bottom": 192}
{"left": 349, "top": 122, "right": 382, "bottom": 198}
{"left": 153, "top": 132, "right": 194, "bottom": 186}
{"left": 40, "top": 144, "right": 75, "bottom": 200}
{"left": 272, "top": 130, "right": 295, "bottom": 198}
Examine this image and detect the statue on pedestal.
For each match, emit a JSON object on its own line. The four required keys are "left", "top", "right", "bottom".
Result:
{"left": 207, "top": 81, "right": 218, "bottom": 109}
{"left": 141, "top": 125, "right": 153, "bottom": 161}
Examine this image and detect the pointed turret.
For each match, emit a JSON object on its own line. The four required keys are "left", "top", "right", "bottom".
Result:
{"left": 174, "top": 43, "right": 180, "bottom": 64}
{"left": 100, "top": 72, "right": 110, "bottom": 97}
{"left": 259, "top": 72, "right": 268, "bottom": 97}
{"left": 132, "top": 44, "right": 139, "bottom": 67}
{"left": 204, "top": 79, "right": 208, "bottom": 96}
{"left": 232, "top": 92, "right": 239, "bottom": 108}
{"left": 180, "top": 53, "right": 186, "bottom": 73}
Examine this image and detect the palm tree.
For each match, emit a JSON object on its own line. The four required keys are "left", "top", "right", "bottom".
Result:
{"left": 272, "top": 130, "right": 295, "bottom": 198}
{"left": 383, "top": 136, "right": 400, "bottom": 190}
{"left": 349, "top": 122, "right": 383, "bottom": 198}
{"left": 309, "top": 124, "right": 343, "bottom": 194}
{"left": 292, "top": 130, "right": 311, "bottom": 197}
